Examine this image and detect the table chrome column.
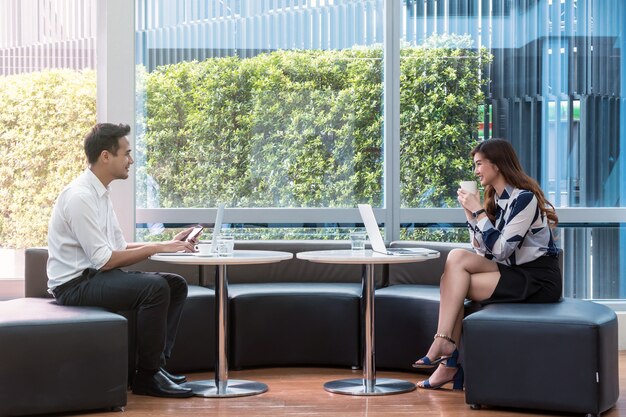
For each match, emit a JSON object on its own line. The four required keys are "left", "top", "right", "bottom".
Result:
{"left": 183, "top": 264, "right": 268, "bottom": 397}
{"left": 323, "top": 263, "right": 416, "bottom": 396}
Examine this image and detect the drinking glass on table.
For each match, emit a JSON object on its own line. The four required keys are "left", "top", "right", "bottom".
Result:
{"left": 350, "top": 231, "right": 366, "bottom": 253}
{"left": 216, "top": 235, "right": 235, "bottom": 257}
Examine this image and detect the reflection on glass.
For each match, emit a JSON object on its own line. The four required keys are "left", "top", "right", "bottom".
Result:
{"left": 399, "top": 0, "right": 625, "bottom": 211}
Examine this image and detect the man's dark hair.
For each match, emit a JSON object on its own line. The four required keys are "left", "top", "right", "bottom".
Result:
{"left": 84, "top": 123, "right": 131, "bottom": 164}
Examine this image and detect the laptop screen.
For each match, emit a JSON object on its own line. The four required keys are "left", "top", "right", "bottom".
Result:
{"left": 209, "top": 203, "right": 225, "bottom": 253}
{"left": 357, "top": 204, "right": 388, "bottom": 253}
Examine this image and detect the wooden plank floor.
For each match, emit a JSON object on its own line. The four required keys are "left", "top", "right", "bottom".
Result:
{"left": 78, "top": 352, "right": 626, "bottom": 417}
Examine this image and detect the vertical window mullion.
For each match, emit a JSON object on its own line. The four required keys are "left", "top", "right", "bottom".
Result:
{"left": 383, "top": 0, "right": 401, "bottom": 241}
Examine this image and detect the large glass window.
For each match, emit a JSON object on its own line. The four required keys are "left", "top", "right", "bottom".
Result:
{"left": 0, "top": 1, "right": 623, "bottom": 301}
{"left": 131, "top": 0, "right": 625, "bottom": 300}
{"left": 399, "top": 0, "right": 625, "bottom": 299}
{"left": 0, "top": 0, "right": 97, "bottom": 298}
{"left": 401, "top": 1, "right": 625, "bottom": 208}
{"left": 135, "top": 0, "right": 385, "bottom": 213}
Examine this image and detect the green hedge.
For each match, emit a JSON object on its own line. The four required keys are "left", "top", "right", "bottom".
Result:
{"left": 1, "top": 36, "right": 488, "bottom": 248}
{"left": 140, "top": 38, "right": 488, "bottom": 212}
{"left": 140, "top": 48, "right": 384, "bottom": 209}
{"left": 0, "top": 69, "right": 96, "bottom": 248}
{"left": 401, "top": 37, "right": 488, "bottom": 209}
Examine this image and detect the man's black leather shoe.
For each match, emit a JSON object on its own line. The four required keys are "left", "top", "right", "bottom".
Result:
{"left": 160, "top": 367, "right": 187, "bottom": 384}
{"left": 132, "top": 370, "right": 194, "bottom": 398}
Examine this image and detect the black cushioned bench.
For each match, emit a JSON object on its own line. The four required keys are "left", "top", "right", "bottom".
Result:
{"left": 224, "top": 241, "right": 366, "bottom": 369}
{"left": 375, "top": 284, "right": 440, "bottom": 370}
{"left": 229, "top": 283, "right": 361, "bottom": 369}
{"left": 375, "top": 241, "right": 472, "bottom": 370}
{"left": 24, "top": 247, "right": 217, "bottom": 375}
{"left": 0, "top": 298, "right": 127, "bottom": 417}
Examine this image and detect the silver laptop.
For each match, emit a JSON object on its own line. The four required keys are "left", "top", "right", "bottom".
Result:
{"left": 209, "top": 203, "right": 225, "bottom": 253}
{"left": 357, "top": 204, "right": 438, "bottom": 257}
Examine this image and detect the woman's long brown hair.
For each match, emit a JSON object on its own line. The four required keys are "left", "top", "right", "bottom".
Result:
{"left": 471, "top": 139, "right": 558, "bottom": 228}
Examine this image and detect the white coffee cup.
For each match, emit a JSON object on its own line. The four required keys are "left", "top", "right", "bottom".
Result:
{"left": 195, "top": 242, "right": 213, "bottom": 256}
{"left": 459, "top": 180, "right": 478, "bottom": 194}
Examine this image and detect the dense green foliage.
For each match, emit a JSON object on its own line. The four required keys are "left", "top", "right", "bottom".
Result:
{"left": 1, "top": 37, "right": 488, "bottom": 248}
{"left": 401, "top": 36, "right": 488, "bottom": 209}
{"left": 140, "top": 38, "right": 488, "bottom": 212}
{"left": 0, "top": 70, "right": 96, "bottom": 248}
{"left": 139, "top": 48, "right": 384, "bottom": 208}
{"left": 399, "top": 36, "right": 490, "bottom": 241}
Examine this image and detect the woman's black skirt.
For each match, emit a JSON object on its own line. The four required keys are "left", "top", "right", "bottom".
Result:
{"left": 482, "top": 254, "right": 562, "bottom": 305}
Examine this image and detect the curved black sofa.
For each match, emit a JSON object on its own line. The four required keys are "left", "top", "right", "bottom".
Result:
{"left": 21, "top": 241, "right": 446, "bottom": 373}
{"left": 224, "top": 240, "right": 453, "bottom": 370}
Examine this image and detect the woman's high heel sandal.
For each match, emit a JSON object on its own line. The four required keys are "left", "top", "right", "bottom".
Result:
{"left": 443, "top": 349, "right": 459, "bottom": 368}
{"left": 418, "top": 364, "right": 464, "bottom": 390}
{"left": 412, "top": 333, "right": 457, "bottom": 369}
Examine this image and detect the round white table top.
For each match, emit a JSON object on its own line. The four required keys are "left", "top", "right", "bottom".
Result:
{"left": 296, "top": 249, "right": 439, "bottom": 265}
{"left": 150, "top": 250, "right": 293, "bottom": 265}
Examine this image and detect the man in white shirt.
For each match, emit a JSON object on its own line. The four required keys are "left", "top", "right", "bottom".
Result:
{"left": 47, "top": 123, "right": 196, "bottom": 398}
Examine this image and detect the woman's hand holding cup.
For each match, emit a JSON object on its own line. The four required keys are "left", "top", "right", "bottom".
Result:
{"left": 458, "top": 180, "right": 482, "bottom": 215}
{"left": 459, "top": 180, "right": 478, "bottom": 194}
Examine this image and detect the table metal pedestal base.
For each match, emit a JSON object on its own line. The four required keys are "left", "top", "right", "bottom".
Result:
{"left": 183, "top": 379, "right": 268, "bottom": 398}
{"left": 324, "top": 378, "right": 416, "bottom": 396}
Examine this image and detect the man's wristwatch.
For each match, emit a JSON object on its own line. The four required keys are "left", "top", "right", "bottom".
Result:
{"left": 472, "top": 209, "right": 486, "bottom": 218}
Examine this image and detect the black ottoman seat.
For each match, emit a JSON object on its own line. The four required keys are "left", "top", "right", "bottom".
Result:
{"left": 463, "top": 298, "right": 618, "bottom": 416}
{"left": 0, "top": 298, "right": 127, "bottom": 417}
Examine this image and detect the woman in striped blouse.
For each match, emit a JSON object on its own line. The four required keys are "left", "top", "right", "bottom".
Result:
{"left": 413, "top": 139, "right": 561, "bottom": 390}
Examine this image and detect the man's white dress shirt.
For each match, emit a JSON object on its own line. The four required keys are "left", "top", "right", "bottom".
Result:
{"left": 47, "top": 168, "right": 127, "bottom": 293}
